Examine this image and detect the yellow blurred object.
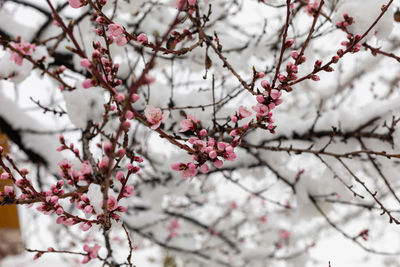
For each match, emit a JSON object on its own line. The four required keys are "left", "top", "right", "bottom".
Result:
{"left": 0, "top": 133, "right": 23, "bottom": 259}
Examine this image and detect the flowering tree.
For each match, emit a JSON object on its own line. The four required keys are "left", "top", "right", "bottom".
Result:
{"left": 0, "top": 0, "right": 400, "bottom": 266}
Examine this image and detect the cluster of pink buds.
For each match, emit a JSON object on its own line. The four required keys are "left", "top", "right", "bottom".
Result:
{"left": 10, "top": 40, "right": 36, "bottom": 66}
{"left": 336, "top": 13, "right": 354, "bottom": 32}
{"left": 58, "top": 160, "right": 94, "bottom": 185}
{"left": 116, "top": 169, "right": 137, "bottom": 199}
{"left": 305, "top": 0, "right": 320, "bottom": 16}
{"left": 284, "top": 62, "right": 298, "bottom": 81}
{"left": 252, "top": 80, "right": 283, "bottom": 132}
{"left": 106, "top": 23, "right": 128, "bottom": 46}
{"left": 340, "top": 34, "right": 362, "bottom": 54}
{"left": 57, "top": 134, "right": 80, "bottom": 158}
{"left": 82, "top": 244, "right": 101, "bottom": 264}
{"left": 81, "top": 41, "right": 122, "bottom": 90}
{"left": 36, "top": 195, "right": 62, "bottom": 215}
{"left": 170, "top": 114, "right": 240, "bottom": 178}
{"left": 168, "top": 29, "right": 193, "bottom": 49}
{"left": 76, "top": 194, "right": 95, "bottom": 215}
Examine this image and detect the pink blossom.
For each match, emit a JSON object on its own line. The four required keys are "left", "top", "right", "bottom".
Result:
{"left": 116, "top": 93, "right": 125, "bottom": 102}
{"left": 171, "top": 162, "right": 198, "bottom": 178}
{"left": 10, "top": 41, "right": 35, "bottom": 66}
{"left": 188, "top": 0, "right": 197, "bottom": 5}
{"left": 69, "top": 0, "right": 84, "bottom": 8}
{"left": 131, "top": 94, "right": 139, "bottom": 102}
{"left": 270, "top": 89, "right": 282, "bottom": 100}
{"left": 107, "top": 196, "right": 118, "bottom": 211}
{"left": 10, "top": 52, "right": 23, "bottom": 66}
{"left": 199, "top": 129, "right": 207, "bottom": 137}
{"left": 115, "top": 36, "right": 128, "bottom": 46}
{"left": 118, "top": 206, "right": 127, "bottom": 213}
{"left": 179, "top": 115, "right": 199, "bottom": 132}
{"left": 83, "top": 205, "right": 93, "bottom": 214}
{"left": 116, "top": 171, "right": 125, "bottom": 182}
{"left": 260, "top": 80, "right": 270, "bottom": 90}
{"left": 144, "top": 105, "right": 170, "bottom": 130}
{"left": 99, "top": 157, "right": 109, "bottom": 170}
{"left": 82, "top": 79, "right": 94, "bottom": 89}
{"left": 0, "top": 173, "right": 10, "bottom": 180}
{"left": 82, "top": 244, "right": 101, "bottom": 263}
{"left": 126, "top": 110, "right": 134, "bottom": 120}
{"left": 108, "top": 24, "right": 124, "bottom": 37}
{"left": 200, "top": 164, "right": 209, "bottom": 174}
{"left": 80, "top": 58, "right": 91, "bottom": 68}
{"left": 209, "top": 150, "right": 217, "bottom": 159}
{"left": 238, "top": 106, "right": 252, "bottom": 119}
{"left": 213, "top": 159, "right": 223, "bottom": 168}
{"left": 256, "top": 95, "right": 265, "bottom": 104}
{"left": 252, "top": 103, "right": 269, "bottom": 118}
{"left": 79, "top": 222, "right": 92, "bottom": 231}
{"left": 291, "top": 51, "right": 298, "bottom": 59}
{"left": 122, "top": 185, "right": 135, "bottom": 197}
{"left": 64, "top": 218, "right": 75, "bottom": 226}
{"left": 4, "top": 186, "right": 14, "bottom": 196}
{"left": 137, "top": 33, "right": 148, "bottom": 44}
{"left": 80, "top": 163, "right": 92, "bottom": 176}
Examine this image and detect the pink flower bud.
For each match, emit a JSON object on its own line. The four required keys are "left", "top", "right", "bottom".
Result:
{"left": 1, "top": 173, "right": 10, "bottom": 180}
{"left": 285, "top": 39, "right": 294, "bottom": 48}
{"left": 260, "top": 80, "right": 270, "bottom": 90}
{"left": 80, "top": 58, "right": 91, "bottom": 68}
{"left": 213, "top": 159, "right": 223, "bottom": 168}
{"left": 68, "top": 0, "right": 83, "bottom": 8}
{"left": 131, "top": 94, "right": 139, "bottom": 103}
{"left": 290, "top": 51, "right": 298, "bottom": 59}
{"left": 137, "top": 33, "right": 148, "bottom": 44}
{"left": 256, "top": 95, "right": 265, "bottom": 104}
{"left": 116, "top": 93, "right": 125, "bottom": 102}
{"left": 82, "top": 79, "right": 94, "bottom": 89}
{"left": 126, "top": 110, "right": 134, "bottom": 120}
{"left": 116, "top": 171, "right": 125, "bottom": 182}
{"left": 4, "top": 185, "right": 14, "bottom": 196}
{"left": 257, "top": 72, "right": 265, "bottom": 78}
{"left": 311, "top": 74, "right": 320, "bottom": 81}
{"left": 200, "top": 164, "right": 209, "bottom": 174}
{"left": 199, "top": 129, "right": 207, "bottom": 137}
{"left": 209, "top": 150, "right": 217, "bottom": 159}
